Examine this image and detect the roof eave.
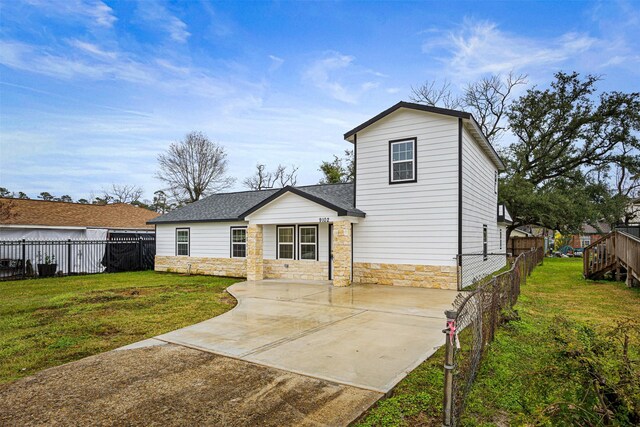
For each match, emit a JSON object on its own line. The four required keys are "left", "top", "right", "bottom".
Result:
{"left": 241, "top": 186, "right": 352, "bottom": 219}
{"left": 343, "top": 101, "right": 471, "bottom": 141}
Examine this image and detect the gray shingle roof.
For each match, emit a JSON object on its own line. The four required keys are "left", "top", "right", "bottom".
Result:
{"left": 148, "top": 183, "right": 364, "bottom": 224}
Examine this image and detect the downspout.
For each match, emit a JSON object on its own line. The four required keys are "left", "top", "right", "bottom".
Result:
{"left": 458, "top": 118, "right": 463, "bottom": 264}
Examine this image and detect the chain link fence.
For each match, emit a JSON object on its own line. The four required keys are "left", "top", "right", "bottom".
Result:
{"left": 443, "top": 247, "right": 544, "bottom": 426}
{"left": 457, "top": 253, "right": 508, "bottom": 289}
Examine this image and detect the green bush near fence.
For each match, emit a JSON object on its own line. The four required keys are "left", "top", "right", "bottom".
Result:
{"left": 357, "top": 258, "right": 640, "bottom": 426}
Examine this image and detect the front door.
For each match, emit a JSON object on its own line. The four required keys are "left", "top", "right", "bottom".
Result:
{"left": 328, "top": 224, "right": 333, "bottom": 280}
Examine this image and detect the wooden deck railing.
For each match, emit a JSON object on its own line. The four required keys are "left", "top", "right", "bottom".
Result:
{"left": 583, "top": 230, "right": 640, "bottom": 286}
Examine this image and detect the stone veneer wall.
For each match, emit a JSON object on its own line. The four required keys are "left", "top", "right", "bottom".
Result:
{"left": 246, "top": 224, "right": 264, "bottom": 281}
{"left": 155, "top": 256, "right": 247, "bottom": 278}
{"left": 332, "top": 220, "right": 352, "bottom": 287}
{"left": 263, "top": 259, "right": 329, "bottom": 281}
{"left": 353, "top": 262, "right": 458, "bottom": 290}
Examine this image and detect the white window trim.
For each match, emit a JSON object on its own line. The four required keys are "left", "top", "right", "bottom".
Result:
{"left": 298, "top": 225, "right": 318, "bottom": 261}
{"left": 230, "top": 226, "right": 247, "bottom": 259}
{"left": 390, "top": 138, "right": 417, "bottom": 183}
{"left": 176, "top": 228, "right": 190, "bottom": 256}
{"left": 277, "top": 225, "right": 295, "bottom": 260}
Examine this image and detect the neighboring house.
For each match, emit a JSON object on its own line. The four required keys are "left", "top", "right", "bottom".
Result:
{"left": 150, "top": 101, "right": 506, "bottom": 289}
{"left": 0, "top": 198, "right": 158, "bottom": 240}
{"left": 569, "top": 221, "right": 612, "bottom": 248}
{"left": 0, "top": 199, "right": 159, "bottom": 277}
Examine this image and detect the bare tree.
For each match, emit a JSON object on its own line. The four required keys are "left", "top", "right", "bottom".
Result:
{"left": 410, "top": 80, "right": 463, "bottom": 110}
{"left": 411, "top": 71, "right": 527, "bottom": 142}
{"left": 243, "top": 164, "right": 298, "bottom": 190}
{"left": 156, "top": 131, "right": 235, "bottom": 203}
{"left": 101, "top": 184, "right": 144, "bottom": 204}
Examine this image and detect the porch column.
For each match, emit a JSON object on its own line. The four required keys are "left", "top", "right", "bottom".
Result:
{"left": 247, "top": 224, "right": 264, "bottom": 281}
{"left": 332, "top": 220, "right": 352, "bottom": 287}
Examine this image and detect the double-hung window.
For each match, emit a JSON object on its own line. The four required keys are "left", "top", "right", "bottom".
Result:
{"left": 176, "top": 228, "right": 190, "bottom": 256}
{"left": 390, "top": 138, "right": 416, "bottom": 183}
{"left": 277, "top": 226, "right": 295, "bottom": 260}
{"left": 299, "top": 226, "right": 318, "bottom": 260}
{"left": 231, "top": 227, "right": 247, "bottom": 258}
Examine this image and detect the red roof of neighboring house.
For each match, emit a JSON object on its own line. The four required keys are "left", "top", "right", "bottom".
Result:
{"left": 0, "top": 198, "right": 158, "bottom": 229}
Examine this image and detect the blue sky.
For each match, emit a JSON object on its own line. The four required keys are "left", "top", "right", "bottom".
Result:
{"left": 1, "top": 0, "right": 639, "bottom": 201}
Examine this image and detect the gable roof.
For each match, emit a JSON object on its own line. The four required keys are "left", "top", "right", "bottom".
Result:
{"left": 343, "top": 101, "right": 505, "bottom": 170}
{"left": 148, "top": 183, "right": 364, "bottom": 224}
{"left": 0, "top": 198, "right": 158, "bottom": 229}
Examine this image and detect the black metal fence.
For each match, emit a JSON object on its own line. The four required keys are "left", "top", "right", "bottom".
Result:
{"left": 616, "top": 225, "right": 640, "bottom": 238}
{"left": 443, "top": 247, "right": 544, "bottom": 426}
{"left": 0, "top": 237, "right": 156, "bottom": 281}
{"left": 457, "top": 253, "right": 509, "bottom": 290}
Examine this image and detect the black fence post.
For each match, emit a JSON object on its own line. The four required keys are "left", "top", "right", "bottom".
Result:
{"left": 21, "top": 239, "right": 26, "bottom": 278}
{"left": 106, "top": 240, "right": 110, "bottom": 273}
{"left": 67, "top": 239, "right": 72, "bottom": 275}
{"left": 138, "top": 237, "right": 143, "bottom": 271}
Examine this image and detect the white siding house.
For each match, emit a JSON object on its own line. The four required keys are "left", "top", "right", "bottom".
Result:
{"left": 150, "top": 102, "right": 507, "bottom": 290}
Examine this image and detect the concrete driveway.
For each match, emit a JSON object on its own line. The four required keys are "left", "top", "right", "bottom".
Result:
{"left": 156, "top": 280, "right": 458, "bottom": 393}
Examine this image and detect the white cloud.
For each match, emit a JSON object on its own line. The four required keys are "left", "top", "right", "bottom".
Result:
{"left": 423, "top": 19, "right": 602, "bottom": 82}
{"left": 304, "top": 51, "right": 382, "bottom": 104}
{"left": 137, "top": 0, "right": 191, "bottom": 43}
{"left": 24, "top": 0, "right": 117, "bottom": 28}
{"left": 68, "top": 39, "right": 118, "bottom": 59}
{"left": 268, "top": 55, "right": 284, "bottom": 71}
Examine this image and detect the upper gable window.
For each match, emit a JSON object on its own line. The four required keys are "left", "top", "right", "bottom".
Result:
{"left": 389, "top": 138, "right": 417, "bottom": 184}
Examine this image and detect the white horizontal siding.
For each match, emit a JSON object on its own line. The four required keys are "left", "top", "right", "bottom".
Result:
{"left": 461, "top": 125, "right": 499, "bottom": 255}
{"left": 460, "top": 125, "right": 505, "bottom": 284}
{"left": 246, "top": 192, "right": 338, "bottom": 225}
{"left": 155, "top": 221, "right": 248, "bottom": 258}
{"left": 354, "top": 109, "right": 459, "bottom": 266}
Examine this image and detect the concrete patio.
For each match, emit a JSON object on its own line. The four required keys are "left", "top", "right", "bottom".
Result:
{"left": 155, "top": 280, "right": 458, "bottom": 393}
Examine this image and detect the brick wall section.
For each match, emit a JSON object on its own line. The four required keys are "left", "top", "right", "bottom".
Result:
{"left": 353, "top": 262, "right": 458, "bottom": 290}
{"left": 155, "top": 256, "right": 246, "bottom": 277}
{"left": 263, "top": 259, "right": 329, "bottom": 281}
{"left": 247, "top": 224, "right": 264, "bottom": 281}
{"left": 332, "top": 220, "right": 352, "bottom": 287}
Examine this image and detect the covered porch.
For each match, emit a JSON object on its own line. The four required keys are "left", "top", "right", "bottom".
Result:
{"left": 242, "top": 187, "right": 363, "bottom": 286}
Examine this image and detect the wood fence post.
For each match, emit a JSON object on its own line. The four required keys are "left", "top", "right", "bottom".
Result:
{"left": 443, "top": 309, "right": 458, "bottom": 427}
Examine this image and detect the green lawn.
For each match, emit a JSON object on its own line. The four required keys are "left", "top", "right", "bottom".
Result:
{"left": 0, "top": 271, "right": 241, "bottom": 384}
{"left": 358, "top": 258, "right": 640, "bottom": 426}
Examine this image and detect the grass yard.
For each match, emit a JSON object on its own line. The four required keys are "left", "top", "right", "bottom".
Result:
{"left": 357, "top": 258, "right": 640, "bottom": 426}
{"left": 0, "top": 271, "right": 241, "bottom": 384}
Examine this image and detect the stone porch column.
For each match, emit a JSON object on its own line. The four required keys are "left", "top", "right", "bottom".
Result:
{"left": 247, "top": 224, "right": 264, "bottom": 281}
{"left": 332, "top": 220, "right": 352, "bottom": 287}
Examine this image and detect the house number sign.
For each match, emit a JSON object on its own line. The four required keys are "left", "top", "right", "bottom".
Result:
{"left": 319, "top": 217, "right": 330, "bottom": 223}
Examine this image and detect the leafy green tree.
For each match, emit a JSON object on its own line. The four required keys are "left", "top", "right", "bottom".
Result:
{"left": 59, "top": 195, "right": 73, "bottom": 203}
{"left": 318, "top": 149, "right": 354, "bottom": 184}
{"left": 501, "top": 72, "right": 640, "bottom": 238}
{"left": 0, "top": 187, "right": 12, "bottom": 198}
{"left": 38, "top": 192, "right": 55, "bottom": 201}
{"left": 76, "top": 198, "right": 89, "bottom": 204}
{"left": 16, "top": 192, "right": 29, "bottom": 199}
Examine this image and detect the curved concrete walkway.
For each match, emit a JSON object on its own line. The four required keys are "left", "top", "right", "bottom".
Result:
{"left": 156, "top": 280, "right": 458, "bottom": 393}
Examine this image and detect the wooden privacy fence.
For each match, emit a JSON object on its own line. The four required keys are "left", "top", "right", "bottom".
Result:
{"left": 584, "top": 230, "right": 640, "bottom": 287}
{"left": 508, "top": 236, "right": 544, "bottom": 257}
